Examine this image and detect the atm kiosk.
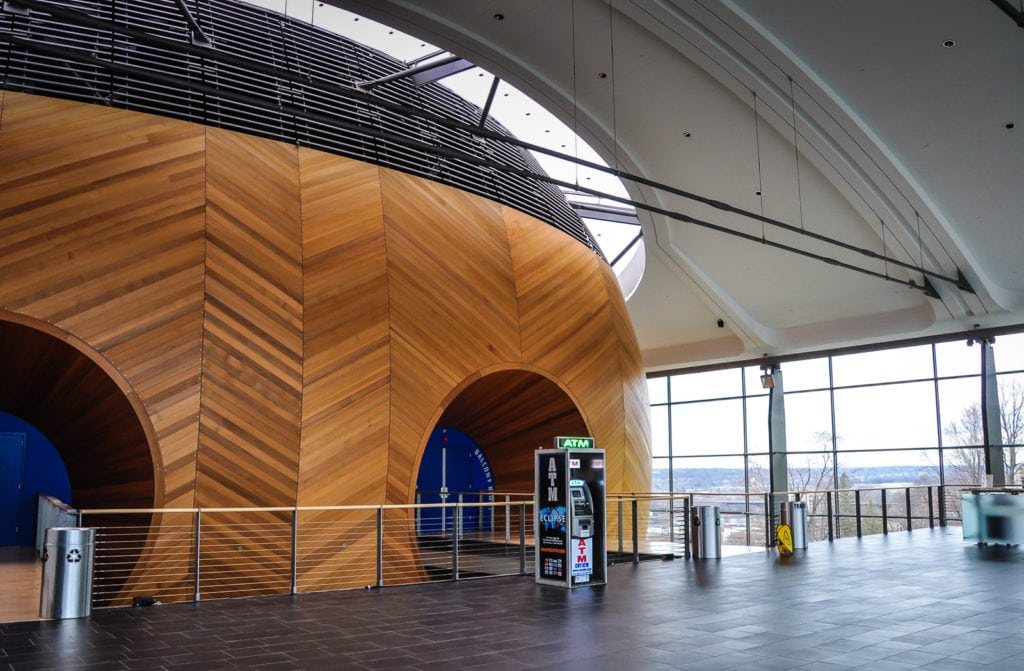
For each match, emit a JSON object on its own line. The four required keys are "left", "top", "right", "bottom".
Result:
{"left": 535, "top": 437, "right": 606, "bottom": 588}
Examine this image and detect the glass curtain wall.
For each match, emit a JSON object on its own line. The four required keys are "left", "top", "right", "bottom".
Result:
{"left": 648, "top": 333, "right": 1024, "bottom": 542}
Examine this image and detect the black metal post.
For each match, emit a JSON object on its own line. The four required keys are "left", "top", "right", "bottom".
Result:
{"left": 855, "top": 490, "right": 862, "bottom": 537}
{"left": 683, "top": 496, "right": 691, "bottom": 559}
{"left": 938, "top": 486, "right": 947, "bottom": 527}
{"left": 826, "top": 491, "right": 834, "bottom": 541}
{"left": 881, "top": 489, "right": 888, "bottom": 534}
{"left": 905, "top": 488, "right": 912, "bottom": 531}
{"left": 928, "top": 486, "right": 935, "bottom": 528}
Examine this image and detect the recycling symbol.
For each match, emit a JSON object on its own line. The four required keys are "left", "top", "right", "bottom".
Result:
{"left": 66, "top": 549, "right": 82, "bottom": 563}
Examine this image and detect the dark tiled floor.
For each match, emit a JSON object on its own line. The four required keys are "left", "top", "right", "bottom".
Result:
{"left": 3, "top": 528, "right": 1024, "bottom": 670}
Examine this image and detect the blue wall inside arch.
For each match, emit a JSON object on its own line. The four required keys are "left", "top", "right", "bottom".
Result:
{"left": 416, "top": 427, "right": 495, "bottom": 534}
{"left": 0, "top": 412, "right": 71, "bottom": 546}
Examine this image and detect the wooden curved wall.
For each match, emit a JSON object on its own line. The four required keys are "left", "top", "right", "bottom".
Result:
{"left": 0, "top": 91, "right": 651, "bottom": 594}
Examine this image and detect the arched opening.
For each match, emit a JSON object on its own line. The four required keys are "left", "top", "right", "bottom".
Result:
{"left": 435, "top": 369, "right": 589, "bottom": 495}
{"left": 411, "top": 369, "right": 590, "bottom": 580}
{"left": 0, "top": 319, "right": 156, "bottom": 515}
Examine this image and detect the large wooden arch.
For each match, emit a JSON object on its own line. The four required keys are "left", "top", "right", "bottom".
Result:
{"left": 0, "top": 91, "right": 651, "bottom": 596}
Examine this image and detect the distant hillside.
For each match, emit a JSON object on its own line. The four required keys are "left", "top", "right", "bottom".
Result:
{"left": 652, "top": 465, "right": 936, "bottom": 492}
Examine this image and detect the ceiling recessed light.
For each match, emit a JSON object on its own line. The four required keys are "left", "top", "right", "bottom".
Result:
{"left": 942, "top": 39, "right": 956, "bottom": 48}
{"left": 493, "top": 13, "right": 504, "bottom": 21}
{"left": 682, "top": 131, "right": 691, "bottom": 138}
{"left": 1006, "top": 122, "right": 1017, "bottom": 130}
{"left": 755, "top": 190, "right": 762, "bottom": 196}
{"left": 598, "top": 72, "right": 608, "bottom": 79}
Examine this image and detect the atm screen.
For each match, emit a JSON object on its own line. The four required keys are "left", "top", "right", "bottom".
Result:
{"left": 572, "top": 488, "right": 585, "bottom": 503}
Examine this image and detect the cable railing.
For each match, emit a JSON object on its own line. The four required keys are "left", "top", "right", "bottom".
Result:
{"left": 78, "top": 500, "right": 535, "bottom": 608}
{"left": 630, "top": 484, "right": 970, "bottom": 553}
{"left": 73, "top": 484, "right": 969, "bottom": 608}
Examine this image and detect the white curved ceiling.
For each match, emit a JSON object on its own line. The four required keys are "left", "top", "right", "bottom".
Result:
{"left": 331, "top": 0, "right": 1024, "bottom": 370}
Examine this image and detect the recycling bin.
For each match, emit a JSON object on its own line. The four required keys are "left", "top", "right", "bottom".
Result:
{"left": 791, "top": 501, "right": 808, "bottom": 550}
{"left": 690, "top": 505, "right": 721, "bottom": 558}
{"left": 39, "top": 527, "right": 95, "bottom": 619}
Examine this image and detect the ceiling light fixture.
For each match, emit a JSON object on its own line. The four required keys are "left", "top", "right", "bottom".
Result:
{"left": 942, "top": 39, "right": 956, "bottom": 48}
{"left": 760, "top": 366, "right": 775, "bottom": 389}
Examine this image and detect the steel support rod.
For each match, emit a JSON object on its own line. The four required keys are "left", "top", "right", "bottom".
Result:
{"left": 376, "top": 507, "right": 383, "bottom": 588}
{"left": 928, "top": 486, "right": 935, "bottom": 528}
{"left": 452, "top": 503, "right": 460, "bottom": 581}
{"left": 632, "top": 499, "right": 639, "bottom": 564}
{"left": 617, "top": 499, "right": 624, "bottom": 553}
{"left": 193, "top": 509, "right": 202, "bottom": 602}
{"left": 519, "top": 503, "right": 526, "bottom": 576}
{"left": 290, "top": 508, "right": 298, "bottom": 595}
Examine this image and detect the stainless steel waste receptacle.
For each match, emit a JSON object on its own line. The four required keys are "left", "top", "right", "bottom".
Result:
{"left": 690, "top": 506, "right": 721, "bottom": 559}
{"left": 791, "top": 501, "right": 808, "bottom": 550}
{"left": 40, "top": 527, "right": 95, "bottom": 619}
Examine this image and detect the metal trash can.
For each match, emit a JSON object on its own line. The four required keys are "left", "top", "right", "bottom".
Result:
{"left": 40, "top": 527, "right": 95, "bottom": 619}
{"left": 791, "top": 501, "right": 808, "bottom": 550}
{"left": 690, "top": 506, "right": 721, "bottom": 559}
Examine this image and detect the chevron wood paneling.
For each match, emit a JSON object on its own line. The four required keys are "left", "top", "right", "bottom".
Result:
{"left": 0, "top": 92, "right": 206, "bottom": 509}
{"left": 1, "top": 92, "right": 651, "bottom": 601}
{"left": 381, "top": 169, "right": 521, "bottom": 505}
{"left": 504, "top": 205, "right": 628, "bottom": 486}
{"left": 298, "top": 151, "right": 390, "bottom": 507}
{"left": 195, "top": 127, "right": 303, "bottom": 510}
{"left": 601, "top": 263, "right": 653, "bottom": 495}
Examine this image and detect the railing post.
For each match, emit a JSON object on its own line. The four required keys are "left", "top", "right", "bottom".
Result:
{"left": 617, "top": 498, "right": 624, "bottom": 553}
{"left": 457, "top": 493, "right": 464, "bottom": 540}
{"left": 505, "top": 495, "right": 511, "bottom": 546}
{"left": 193, "top": 509, "right": 202, "bottom": 602}
{"left": 905, "top": 488, "right": 912, "bottom": 532}
{"left": 682, "top": 496, "right": 691, "bottom": 559}
{"left": 826, "top": 491, "right": 834, "bottom": 541}
{"left": 376, "top": 507, "right": 383, "bottom": 588}
{"left": 291, "top": 508, "right": 298, "bottom": 595}
{"left": 452, "top": 502, "right": 460, "bottom": 581}
{"left": 631, "top": 499, "right": 639, "bottom": 564}
{"left": 519, "top": 502, "right": 527, "bottom": 576}
{"left": 928, "top": 486, "right": 935, "bottom": 528}
{"left": 938, "top": 486, "right": 947, "bottom": 527}
{"left": 764, "top": 493, "right": 772, "bottom": 547}
{"left": 881, "top": 489, "right": 888, "bottom": 534}
{"left": 855, "top": 490, "right": 862, "bottom": 538}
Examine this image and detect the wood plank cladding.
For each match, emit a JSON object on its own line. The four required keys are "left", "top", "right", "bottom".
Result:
{"left": 0, "top": 92, "right": 651, "bottom": 599}
{"left": 195, "top": 128, "right": 303, "bottom": 510}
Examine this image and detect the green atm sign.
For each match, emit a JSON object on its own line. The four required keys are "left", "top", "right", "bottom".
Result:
{"left": 555, "top": 436, "right": 595, "bottom": 449}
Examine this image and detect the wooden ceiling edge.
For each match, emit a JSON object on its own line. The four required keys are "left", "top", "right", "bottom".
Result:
{"left": 0, "top": 308, "right": 166, "bottom": 507}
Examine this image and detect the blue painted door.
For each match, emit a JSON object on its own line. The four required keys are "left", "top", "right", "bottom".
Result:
{"left": 0, "top": 432, "right": 26, "bottom": 546}
{"left": 416, "top": 428, "right": 495, "bottom": 535}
